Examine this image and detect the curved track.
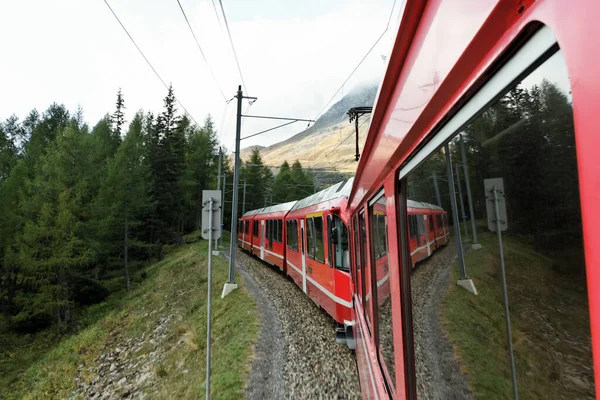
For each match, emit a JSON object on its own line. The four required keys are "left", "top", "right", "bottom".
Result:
{"left": 237, "top": 249, "right": 361, "bottom": 399}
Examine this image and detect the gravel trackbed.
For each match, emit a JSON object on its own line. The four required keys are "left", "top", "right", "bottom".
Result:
{"left": 236, "top": 249, "right": 362, "bottom": 399}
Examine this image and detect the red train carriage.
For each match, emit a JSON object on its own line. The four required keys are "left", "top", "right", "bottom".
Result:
{"left": 285, "top": 179, "right": 355, "bottom": 336}
{"left": 347, "top": 0, "right": 599, "bottom": 399}
{"left": 243, "top": 201, "right": 297, "bottom": 271}
{"left": 406, "top": 201, "right": 449, "bottom": 266}
{"left": 238, "top": 209, "right": 259, "bottom": 252}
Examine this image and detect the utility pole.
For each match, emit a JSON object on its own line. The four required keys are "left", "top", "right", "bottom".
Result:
{"left": 460, "top": 136, "right": 480, "bottom": 249}
{"left": 215, "top": 147, "right": 222, "bottom": 253}
{"left": 220, "top": 174, "right": 226, "bottom": 249}
{"left": 432, "top": 171, "right": 442, "bottom": 207}
{"left": 242, "top": 178, "right": 247, "bottom": 215}
{"left": 455, "top": 162, "right": 469, "bottom": 241}
{"left": 223, "top": 85, "right": 257, "bottom": 299}
{"left": 446, "top": 144, "right": 477, "bottom": 295}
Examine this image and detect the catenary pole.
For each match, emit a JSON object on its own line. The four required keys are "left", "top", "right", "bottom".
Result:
{"left": 223, "top": 85, "right": 256, "bottom": 298}
{"left": 460, "top": 135, "right": 479, "bottom": 247}
{"left": 242, "top": 178, "right": 247, "bottom": 215}
{"left": 445, "top": 144, "right": 468, "bottom": 279}
{"left": 220, "top": 174, "right": 226, "bottom": 249}
{"left": 455, "top": 162, "right": 469, "bottom": 241}
{"left": 215, "top": 147, "right": 222, "bottom": 252}
{"left": 227, "top": 86, "right": 243, "bottom": 284}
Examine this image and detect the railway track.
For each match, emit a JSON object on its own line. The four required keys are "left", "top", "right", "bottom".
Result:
{"left": 236, "top": 249, "right": 361, "bottom": 399}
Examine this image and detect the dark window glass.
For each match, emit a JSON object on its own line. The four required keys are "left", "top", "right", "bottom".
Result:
{"left": 307, "top": 218, "right": 315, "bottom": 259}
{"left": 287, "top": 220, "right": 298, "bottom": 251}
{"left": 253, "top": 220, "right": 258, "bottom": 237}
{"left": 369, "top": 193, "right": 395, "bottom": 392}
{"left": 429, "top": 214, "right": 434, "bottom": 232}
{"left": 313, "top": 217, "right": 324, "bottom": 263}
{"left": 279, "top": 219, "right": 283, "bottom": 242}
{"left": 327, "top": 215, "right": 333, "bottom": 267}
{"left": 409, "top": 215, "right": 416, "bottom": 238}
{"left": 359, "top": 212, "right": 372, "bottom": 329}
{"left": 353, "top": 215, "right": 362, "bottom": 303}
{"left": 406, "top": 49, "right": 593, "bottom": 399}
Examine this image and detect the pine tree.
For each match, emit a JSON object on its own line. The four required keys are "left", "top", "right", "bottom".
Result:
{"left": 97, "top": 112, "right": 150, "bottom": 290}
{"left": 151, "top": 85, "right": 185, "bottom": 246}
{"left": 16, "top": 122, "right": 95, "bottom": 330}
{"left": 111, "top": 88, "right": 126, "bottom": 140}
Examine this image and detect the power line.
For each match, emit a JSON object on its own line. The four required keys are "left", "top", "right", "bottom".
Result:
{"left": 311, "top": 0, "right": 398, "bottom": 123}
{"left": 175, "top": 0, "right": 228, "bottom": 102}
{"left": 217, "top": 0, "right": 250, "bottom": 94}
{"left": 103, "top": 0, "right": 200, "bottom": 127}
{"left": 312, "top": 30, "right": 386, "bottom": 122}
{"left": 313, "top": 117, "right": 369, "bottom": 165}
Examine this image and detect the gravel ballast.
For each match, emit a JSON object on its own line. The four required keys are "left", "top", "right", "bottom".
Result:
{"left": 411, "top": 243, "right": 472, "bottom": 400}
{"left": 236, "top": 249, "right": 361, "bottom": 399}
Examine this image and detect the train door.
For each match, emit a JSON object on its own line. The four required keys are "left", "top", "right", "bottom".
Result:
{"left": 260, "top": 219, "right": 265, "bottom": 259}
{"left": 300, "top": 218, "right": 307, "bottom": 293}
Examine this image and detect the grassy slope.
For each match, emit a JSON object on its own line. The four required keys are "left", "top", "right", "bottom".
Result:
{"left": 1, "top": 233, "right": 258, "bottom": 399}
{"left": 443, "top": 231, "right": 594, "bottom": 399}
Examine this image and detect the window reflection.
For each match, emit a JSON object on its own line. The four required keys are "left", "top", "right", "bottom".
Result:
{"left": 407, "top": 50, "right": 594, "bottom": 399}
{"left": 370, "top": 194, "right": 396, "bottom": 390}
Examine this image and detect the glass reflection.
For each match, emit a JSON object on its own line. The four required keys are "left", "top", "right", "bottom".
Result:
{"left": 407, "top": 50, "right": 594, "bottom": 399}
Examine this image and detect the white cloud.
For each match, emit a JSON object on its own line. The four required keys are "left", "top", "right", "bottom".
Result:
{"left": 0, "top": 0, "right": 401, "bottom": 149}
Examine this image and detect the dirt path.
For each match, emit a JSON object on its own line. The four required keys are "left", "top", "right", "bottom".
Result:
{"left": 411, "top": 244, "right": 472, "bottom": 400}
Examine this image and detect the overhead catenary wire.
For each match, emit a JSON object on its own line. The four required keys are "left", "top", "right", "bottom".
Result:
{"left": 311, "top": 0, "right": 399, "bottom": 123}
{"left": 313, "top": 117, "right": 370, "bottom": 166}
{"left": 103, "top": 0, "right": 201, "bottom": 127}
{"left": 217, "top": 0, "right": 250, "bottom": 95}
{"left": 175, "top": 0, "right": 228, "bottom": 102}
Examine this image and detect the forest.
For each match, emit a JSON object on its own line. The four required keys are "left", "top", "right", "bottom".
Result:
{"left": 408, "top": 79, "right": 582, "bottom": 265}
{"left": 0, "top": 86, "right": 315, "bottom": 333}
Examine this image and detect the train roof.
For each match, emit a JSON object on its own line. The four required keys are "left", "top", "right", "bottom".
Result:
{"left": 290, "top": 178, "right": 354, "bottom": 212}
{"left": 407, "top": 199, "right": 445, "bottom": 211}
{"left": 243, "top": 200, "right": 297, "bottom": 218}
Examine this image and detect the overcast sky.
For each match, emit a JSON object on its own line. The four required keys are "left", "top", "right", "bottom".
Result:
{"left": 0, "top": 0, "right": 403, "bottom": 150}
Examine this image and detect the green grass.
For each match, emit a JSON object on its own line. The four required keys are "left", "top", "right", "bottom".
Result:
{"left": 0, "top": 233, "right": 258, "bottom": 400}
{"left": 442, "top": 231, "right": 594, "bottom": 399}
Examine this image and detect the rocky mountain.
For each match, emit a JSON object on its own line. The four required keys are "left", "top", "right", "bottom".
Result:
{"left": 240, "top": 82, "right": 378, "bottom": 174}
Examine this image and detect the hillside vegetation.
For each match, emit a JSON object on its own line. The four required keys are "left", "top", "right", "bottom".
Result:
{"left": 1, "top": 234, "right": 258, "bottom": 399}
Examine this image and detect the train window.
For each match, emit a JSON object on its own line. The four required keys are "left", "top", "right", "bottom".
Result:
{"left": 353, "top": 215, "right": 363, "bottom": 304}
{"left": 287, "top": 220, "right": 298, "bottom": 251}
{"left": 278, "top": 219, "right": 283, "bottom": 242}
{"left": 408, "top": 215, "right": 416, "bottom": 239}
{"left": 253, "top": 220, "right": 259, "bottom": 237}
{"left": 369, "top": 192, "right": 395, "bottom": 391}
{"left": 246, "top": 220, "right": 250, "bottom": 234}
{"left": 327, "top": 215, "right": 333, "bottom": 267}
{"left": 401, "top": 45, "right": 593, "bottom": 399}
{"left": 359, "top": 211, "right": 373, "bottom": 330}
{"left": 330, "top": 215, "right": 349, "bottom": 271}
{"left": 313, "top": 216, "right": 325, "bottom": 263}
{"left": 307, "top": 218, "right": 315, "bottom": 260}
{"left": 429, "top": 214, "right": 434, "bottom": 232}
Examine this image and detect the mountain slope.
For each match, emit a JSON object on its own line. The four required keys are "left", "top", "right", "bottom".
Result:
{"left": 240, "top": 83, "right": 378, "bottom": 173}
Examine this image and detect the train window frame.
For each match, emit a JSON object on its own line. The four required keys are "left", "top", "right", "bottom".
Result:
{"left": 368, "top": 188, "right": 397, "bottom": 395}
{"left": 327, "top": 215, "right": 333, "bottom": 267}
{"left": 398, "top": 26, "right": 558, "bottom": 180}
{"left": 287, "top": 220, "right": 298, "bottom": 251}
{"left": 353, "top": 215, "right": 363, "bottom": 305}
{"left": 394, "top": 25, "right": 573, "bottom": 400}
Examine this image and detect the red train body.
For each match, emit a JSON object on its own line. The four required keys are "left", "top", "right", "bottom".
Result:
{"left": 237, "top": 1, "right": 598, "bottom": 398}
{"left": 347, "top": 0, "right": 599, "bottom": 398}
